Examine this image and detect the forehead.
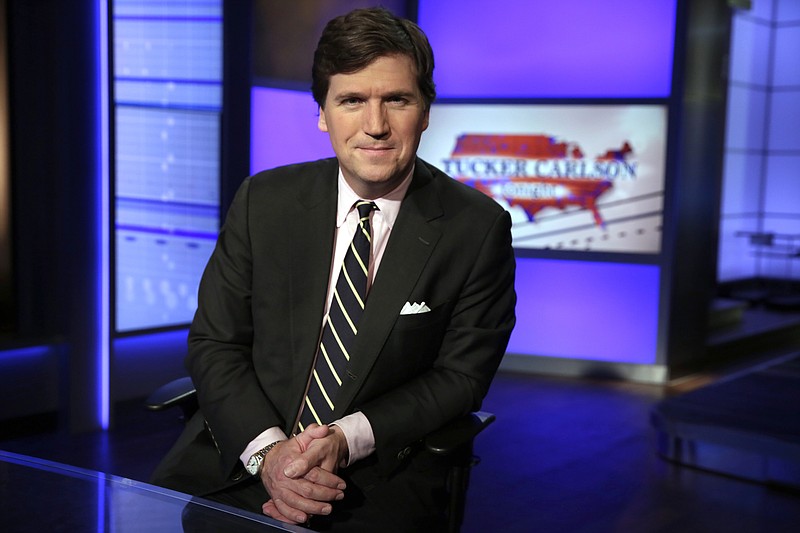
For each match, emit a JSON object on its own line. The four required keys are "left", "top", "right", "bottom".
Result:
{"left": 326, "top": 54, "right": 419, "bottom": 97}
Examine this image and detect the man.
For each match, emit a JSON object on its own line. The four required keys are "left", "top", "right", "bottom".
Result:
{"left": 152, "top": 7, "right": 515, "bottom": 531}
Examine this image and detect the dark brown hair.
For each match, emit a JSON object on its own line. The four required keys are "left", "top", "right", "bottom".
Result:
{"left": 311, "top": 7, "right": 436, "bottom": 109}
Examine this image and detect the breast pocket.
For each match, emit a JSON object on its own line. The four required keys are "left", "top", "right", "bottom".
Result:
{"left": 377, "top": 302, "right": 452, "bottom": 380}
{"left": 393, "top": 300, "right": 450, "bottom": 331}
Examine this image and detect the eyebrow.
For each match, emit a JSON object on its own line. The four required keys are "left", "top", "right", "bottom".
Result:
{"left": 333, "top": 91, "right": 366, "bottom": 102}
{"left": 332, "top": 89, "right": 419, "bottom": 102}
{"left": 383, "top": 90, "right": 418, "bottom": 100}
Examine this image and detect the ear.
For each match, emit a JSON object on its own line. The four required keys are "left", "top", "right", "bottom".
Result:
{"left": 422, "top": 107, "right": 430, "bottom": 132}
{"left": 318, "top": 107, "right": 328, "bottom": 132}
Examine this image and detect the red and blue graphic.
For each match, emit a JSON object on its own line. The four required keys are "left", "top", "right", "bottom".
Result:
{"left": 443, "top": 134, "right": 637, "bottom": 228}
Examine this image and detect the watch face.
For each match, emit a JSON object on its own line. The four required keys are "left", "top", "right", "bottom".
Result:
{"left": 246, "top": 441, "right": 279, "bottom": 476}
{"left": 246, "top": 457, "right": 261, "bottom": 475}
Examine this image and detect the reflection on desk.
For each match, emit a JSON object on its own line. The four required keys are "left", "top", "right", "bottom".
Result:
{"left": 0, "top": 450, "right": 310, "bottom": 532}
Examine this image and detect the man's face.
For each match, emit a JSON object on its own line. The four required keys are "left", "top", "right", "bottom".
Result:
{"left": 319, "top": 54, "right": 430, "bottom": 199}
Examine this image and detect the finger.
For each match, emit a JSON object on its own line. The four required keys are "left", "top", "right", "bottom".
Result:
{"left": 275, "top": 476, "right": 341, "bottom": 505}
{"left": 264, "top": 468, "right": 340, "bottom": 511}
{"left": 272, "top": 498, "right": 308, "bottom": 525}
{"left": 283, "top": 456, "right": 310, "bottom": 479}
{"left": 273, "top": 493, "right": 334, "bottom": 524}
{"left": 262, "top": 499, "right": 298, "bottom": 524}
{"left": 292, "top": 475, "right": 344, "bottom": 502}
{"left": 304, "top": 466, "right": 346, "bottom": 491}
{"left": 285, "top": 445, "right": 344, "bottom": 480}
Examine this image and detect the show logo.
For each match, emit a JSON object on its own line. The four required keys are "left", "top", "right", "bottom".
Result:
{"left": 441, "top": 134, "right": 638, "bottom": 227}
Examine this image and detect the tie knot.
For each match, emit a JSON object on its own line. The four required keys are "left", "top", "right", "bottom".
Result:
{"left": 355, "top": 200, "right": 377, "bottom": 220}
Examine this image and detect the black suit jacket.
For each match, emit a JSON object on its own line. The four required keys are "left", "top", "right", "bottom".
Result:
{"left": 153, "top": 157, "right": 515, "bottom": 501}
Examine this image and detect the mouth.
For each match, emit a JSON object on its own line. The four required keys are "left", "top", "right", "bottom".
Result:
{"left": 357, "top": 146, "right": 395, "bottom": 161}
{"left": 358, "top": 145, "right": 393, "bottom": 152}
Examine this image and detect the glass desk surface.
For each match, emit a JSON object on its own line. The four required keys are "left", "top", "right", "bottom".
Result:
{"left": 0, "top": 450, "right": 311, "bottom": 532}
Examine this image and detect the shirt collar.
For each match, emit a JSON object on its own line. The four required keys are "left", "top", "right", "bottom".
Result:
{"left": 336, "top": 166, "right": 414, "bottom": 229}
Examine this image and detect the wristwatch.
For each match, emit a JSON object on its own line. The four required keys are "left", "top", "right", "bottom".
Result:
{"left": 245, "top": 441, "right": 281, "bottom": 476}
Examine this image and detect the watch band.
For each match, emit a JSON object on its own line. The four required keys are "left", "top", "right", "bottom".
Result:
{"left": 245, "top": 440, "right": 281, "bottom": 476}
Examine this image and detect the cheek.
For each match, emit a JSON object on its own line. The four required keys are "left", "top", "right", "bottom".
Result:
{"left": 327, "top": 120, "right": 357, "bottom": 143}
{"left": 399, "top": 117, "right": 428, "bottom": 139}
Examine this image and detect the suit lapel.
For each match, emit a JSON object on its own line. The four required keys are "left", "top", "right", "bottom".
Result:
{"left": 288, "top": 161, "right": 338, "bottom": 412}
{"left": 333, "top": 161, "right": 443, "bottom": 417}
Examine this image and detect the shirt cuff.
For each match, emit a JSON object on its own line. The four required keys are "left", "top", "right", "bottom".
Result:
{"left": 331, "top": 411, "right": 375, "bottom": 466}
{"left": 239, "top": 427, "right": 288, "bottom": 466}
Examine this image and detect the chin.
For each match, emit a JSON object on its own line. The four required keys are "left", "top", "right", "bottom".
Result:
{"left": 359, "top": 168, "right": 398, "bottom": 185}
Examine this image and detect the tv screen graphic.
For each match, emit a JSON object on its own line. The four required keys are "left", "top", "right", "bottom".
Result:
{"left": 417, "top": 104, "right": 668, "bottom": 254}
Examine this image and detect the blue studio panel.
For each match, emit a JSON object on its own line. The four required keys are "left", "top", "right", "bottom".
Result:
{"left": 718, "top": 3, "right": 800, "bottom": 282}
{"left": 113, "top": 0, "right": 222, "bottom": 332}
{"left": 418, "top": 0, "right": 677, "bottom": 98}
{"left": 250, "top": 87, "right": 333, "bottom": 174}
{"left": 509, "top": 258, "right": 660, "bottom": 364}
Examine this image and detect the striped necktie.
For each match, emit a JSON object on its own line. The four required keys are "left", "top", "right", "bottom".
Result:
{"left": 299, "top": 200, "right": 377, "bottom": 431}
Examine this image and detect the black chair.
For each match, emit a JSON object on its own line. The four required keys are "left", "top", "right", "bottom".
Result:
{"left": 147, "top": 377, "right": 494, "bottom": 533}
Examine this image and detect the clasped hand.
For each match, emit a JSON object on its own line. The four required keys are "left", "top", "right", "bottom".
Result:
{"left": 259, "top": 423, "right": 348, "bottom": 524}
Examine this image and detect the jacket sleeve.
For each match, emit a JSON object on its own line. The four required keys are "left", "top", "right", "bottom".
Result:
{"left": 185, "top": 177, "right": 285, "bottom": 476}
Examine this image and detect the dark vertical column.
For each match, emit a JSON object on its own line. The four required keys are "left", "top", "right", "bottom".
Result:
{"left": 220, "top": 1, "right": 253, "bottom": 219}
{"left": 8, "top": 0, "right": 107, "bottom": 431}
{"left": 663, "top": 0, "right": 732, "bottom": 375}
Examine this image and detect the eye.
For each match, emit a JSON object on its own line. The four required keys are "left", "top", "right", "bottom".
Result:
{"left": 340, "top": 97, "right": 362, "bottom": 106}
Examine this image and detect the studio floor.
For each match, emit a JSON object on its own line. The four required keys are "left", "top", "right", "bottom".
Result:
{"left": 2, "top": 368, "right": 799, "bottom": 532}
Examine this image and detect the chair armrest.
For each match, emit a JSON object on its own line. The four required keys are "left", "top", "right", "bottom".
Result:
{"left": 424, "top": 411, "right": 495, "bottom": 456}
{"left": 145, "top": 376, "right": 197, "bottom": 418}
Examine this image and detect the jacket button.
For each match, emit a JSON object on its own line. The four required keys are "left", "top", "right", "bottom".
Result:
{"left": 231, "top": 470, "right": 246, "bottom": 482}
{"left": 396, "top": 446, "right": 411, "bottom": 460}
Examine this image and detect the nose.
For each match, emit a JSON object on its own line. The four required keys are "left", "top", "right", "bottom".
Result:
{"left": 362, "top": 101, "right": 389, "bottom": 139}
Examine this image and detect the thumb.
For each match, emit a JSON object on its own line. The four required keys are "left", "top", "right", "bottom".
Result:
{"left": 295, "top": 423, "right": 330, "bottom": 451}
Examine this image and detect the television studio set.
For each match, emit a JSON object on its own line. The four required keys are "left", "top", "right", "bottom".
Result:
{"left": 1, "top": 1, "right": 799, "bottom": 531}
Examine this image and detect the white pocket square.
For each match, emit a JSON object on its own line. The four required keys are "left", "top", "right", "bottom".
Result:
{"left": 400, "top": 301, "right": 431, "bottom": 315}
